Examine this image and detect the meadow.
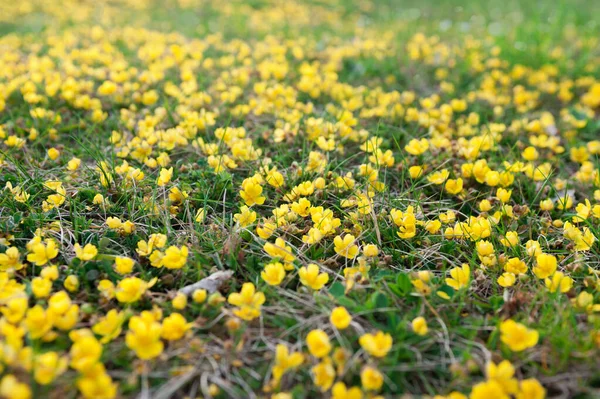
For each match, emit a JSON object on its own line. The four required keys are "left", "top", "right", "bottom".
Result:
{"left": 0, "top": 0, "right": 599, "bottom": 398}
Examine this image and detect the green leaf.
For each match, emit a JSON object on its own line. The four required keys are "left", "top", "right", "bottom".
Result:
{"left": 329, "top": 281, "right": 345, "bottom": 298}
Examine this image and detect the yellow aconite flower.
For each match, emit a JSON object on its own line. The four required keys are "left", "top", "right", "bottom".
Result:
{"left": 446, "top": 263, "right": 470, "bottom": 290}
{"left": 125, "top": 312, "right": 164, "bottom": 360}
{"left": 359, "top": 331, "right": 393, "bottom": 358}
{"left": 533, "top": 253, "right": 557, "bottom": 279}
{"left": 227, "top": 282, "right": 265, "bottom": 321}
{"left": 412, "top": 316, "right": 428, "bottom": 336}
{"left": 330, "top": 306, "right": 352, "bottom": 330}
{"left": 306, "top": 329, "right": 331, "bottom": 358}
{"left": 298, "top": 264, "right": 329, "bottom": 290}
{"left": 333, "top": 234, "right": 359, "bottom": 259}
{"left": 500, "top": 320, "right": 539, "bottom": 352}
{"left": 75, "top": 243, "right": 98, "bottom": 261}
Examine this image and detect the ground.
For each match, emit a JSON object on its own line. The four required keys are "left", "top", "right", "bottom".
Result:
{"left": 0, "top": 0, "right": 599, "bottom": 398}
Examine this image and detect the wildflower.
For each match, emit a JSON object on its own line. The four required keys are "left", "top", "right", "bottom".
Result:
{"left": 487, "top": 360, "right": 518, "bottom": 395}
{"left": 157, "top": 167, "right": 173, "bottom": 186}
{"left": 116, "top": 277, "right": 156, "bottom": 303}
{"left": 544, "top": 271, "right": 573, "bottom": 293}
{"left": 330, "top": 307, "right": 352, "bottom": 330}
{"left": 412, "top": 316, "right": 428, "bottom": 335}
{"left": 359, "top": 331, "right": 393, "bottom": 358}
{"left": 114, "top": 257, "right": 135, "bottom": 274}
{"left": 172, "top": 292, "right": 187, "bottom": 309}
{"left": 533, "top": 253, "right": 557, "bottom": 279}
{"left": 234, "top": 205, "right": 257, "bottom": 227}
{"left": 227, "top": 282, "right": 265, "bottom": 321}
{"left": 161, "top": 313, "right": 192, "bottom": 341}
{"left": 516, "top": 378, "right": 546, "bottom": 399}
{"left": 470, "top": 380, "right": 509, "bottom": 399}
{"left": 160, "top": 245, "right": 188, "bottom": 269}
{"left": 75, "top": 243, "right": 98, "bottom": 261}
{"left": 298, "top": 264, "right": 329, "bottom": 290}
{"left": 500, "top": 320, "right": 538, "bottom": 352}
{"left": 26, "top": 238, "right": 59, "bottom": 266}
{"left": 311, "top": 357, "right": 336, "bottom": 391}
{"left": 192, "top": 289, "right": 207, "bottom": 303}
{"left": 306, "top": 329, "right": 331, "bottom": 358}
{"left": 498, "top": 273, "right": 516, "bottom": 287}
{"left": 361, "top": 366, "right": 383, "bottom": 391}
{"left": 70, "top": 335, "right": 102, "bottom": 372}
{"left": 271, "top": 344, "right": 304, "bottom": 385}
{"left": 126, "top": 312, "right": 164, "bottom": 360}
{"left": 240, "top": 178, "right": 266, "bottom": 206}
{"left": 334, "top": 234, "right": 360, "bottom": 259}
{"left": 64, "top": 275, "right": 80, "bottom": 292}
{"left": 446, "top": 263, "right": 470, "bottom": 290}
{"left": 93, "top": 310, "right": 125, "bottom": 343}
{"left": 33, "top": 351, "right": 68, "bottom": 385}
{"left": 264, "top": 238, "right": 295, "bottom": 263}
{"left": 0, "top": 375, "right": 32, "bottom": 399}
{"left": 261, "top": 262, "right": 286, "bottom": 286}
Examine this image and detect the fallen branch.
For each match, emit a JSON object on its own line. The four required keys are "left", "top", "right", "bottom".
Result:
{"left": 178, "top": 270, "right": 234, "bottom": 296}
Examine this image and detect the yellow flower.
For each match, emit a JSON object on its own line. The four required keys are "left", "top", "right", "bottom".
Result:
{"left": 330, "top": 306, "right": 352, "bottom": 330}
{"left": 264, "top": 237, "right": 295, "bottom": 263}
{"left": 412, "top": 316, "right": 428, "bottom": 336}
{"left": 361, "top": 366, "right": 383, "bottom": 391}
{"left": 116, "top": 277, "right": 155, "bottom": 303}
{"left": 486, "top": 360, "right": 518, "bottom": 394}
{"left": 92, "top": 309, "right": 125, "bottom": 344}
{"left": 33, "top": 351, "right": 68, "bottom": 385}
{"left": 75, "top": 243, "right": 98, "bottom": 261}
{"left": 192, "top": 289, "right": 207, "bottom": 303}
{"left": 25, "top": 305, "right": 54, "bottom": 339}
{"left": 470, "top": 380, "right": 509, "bottom": 399}
{"left": 498, "top": 272, "right": 516, "bottom": 288}
{"left": 544, "top": 271, "right": 573, "bottom": 293}
{"left": 227, "top": 282, "right": 265, "bottom": 321}
{"left": 311, "top": 357, "right": 335, "bottom": 391}
{"left": 306, "top": 329, "right": 331, "bottom": 358}
{"left": 500, "top": 320, "right": 538, "bottom": 352}
{"left": 160, "top": 245, "right": 188, "bottom": 269}
{"left": 76, "top": 363, "right": 118, "bottom": 399}
{"left": 126, "top": 312, "right": 164, "bottom": 360}
{"left": 271, "top": 344, "right": 304, "bottom": 385}
{"left": 533, "top": 253, "right": 557, "bottom": 279}
{"left": 261, "top": 262, "right": 286, "bottom": 286}
{"left": 298, "top": 263, "right": 329, "bottom": 290}
{"left": 195, "top": 208, "right": 206, "bottom": 222}
{"left": 240, "top": 178, "right": 266, "bottom": 206}
{"left": 405, "top": 138, "right": 429, "bottom": 155}
{"left": 446, "top": 263, "right": 470, "bottom": 290}
{"left": 26, "top": 238, "right": 59, "bottom": 266}
{"left": 334, "top": 234, "right": 359, "bottom": 259}
{"left": 70, "top": 335, "right": 102, "bottom": 372}
{"left": 161, "top": 312, "right": 192, "bottom": 341}
{"left": 114, "top": 257, "right": 135, "bottom": 274}
{"left": 359, "top": 331, "right": 393, "bottom": 358}
{"left": 47, "top": 147, "right": 60, "bottom": 160}
{"left": 445, "top": 178, "right": 463, "bottom": 195}
{"left": 234, "top": 205, "right": 257, "bottom": 227}
{"left": 64, "top": 275, "right": 80, "bottom": 292}
{"left": 31, "top": 277, "right": 52, "bottom": 298}
{"left": 331, "top": 382, "right": 363, "bottom": 399}
{"left": 0, "top": 375, "right": 32, "bottom": 399}
{"left": 363, "top": 244, "right": 379, "bottom": 257}
{"left": 516, "top": 378, "right": 546, "bottom": 399}
{"left": 172, "top": 292, "right": 187, "bottom": 309}
{"left": 0, "top": 247, "right": 24, "bottom": 272}
{"left": 157, "top": 167, "right": 173, "bottom": 186}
